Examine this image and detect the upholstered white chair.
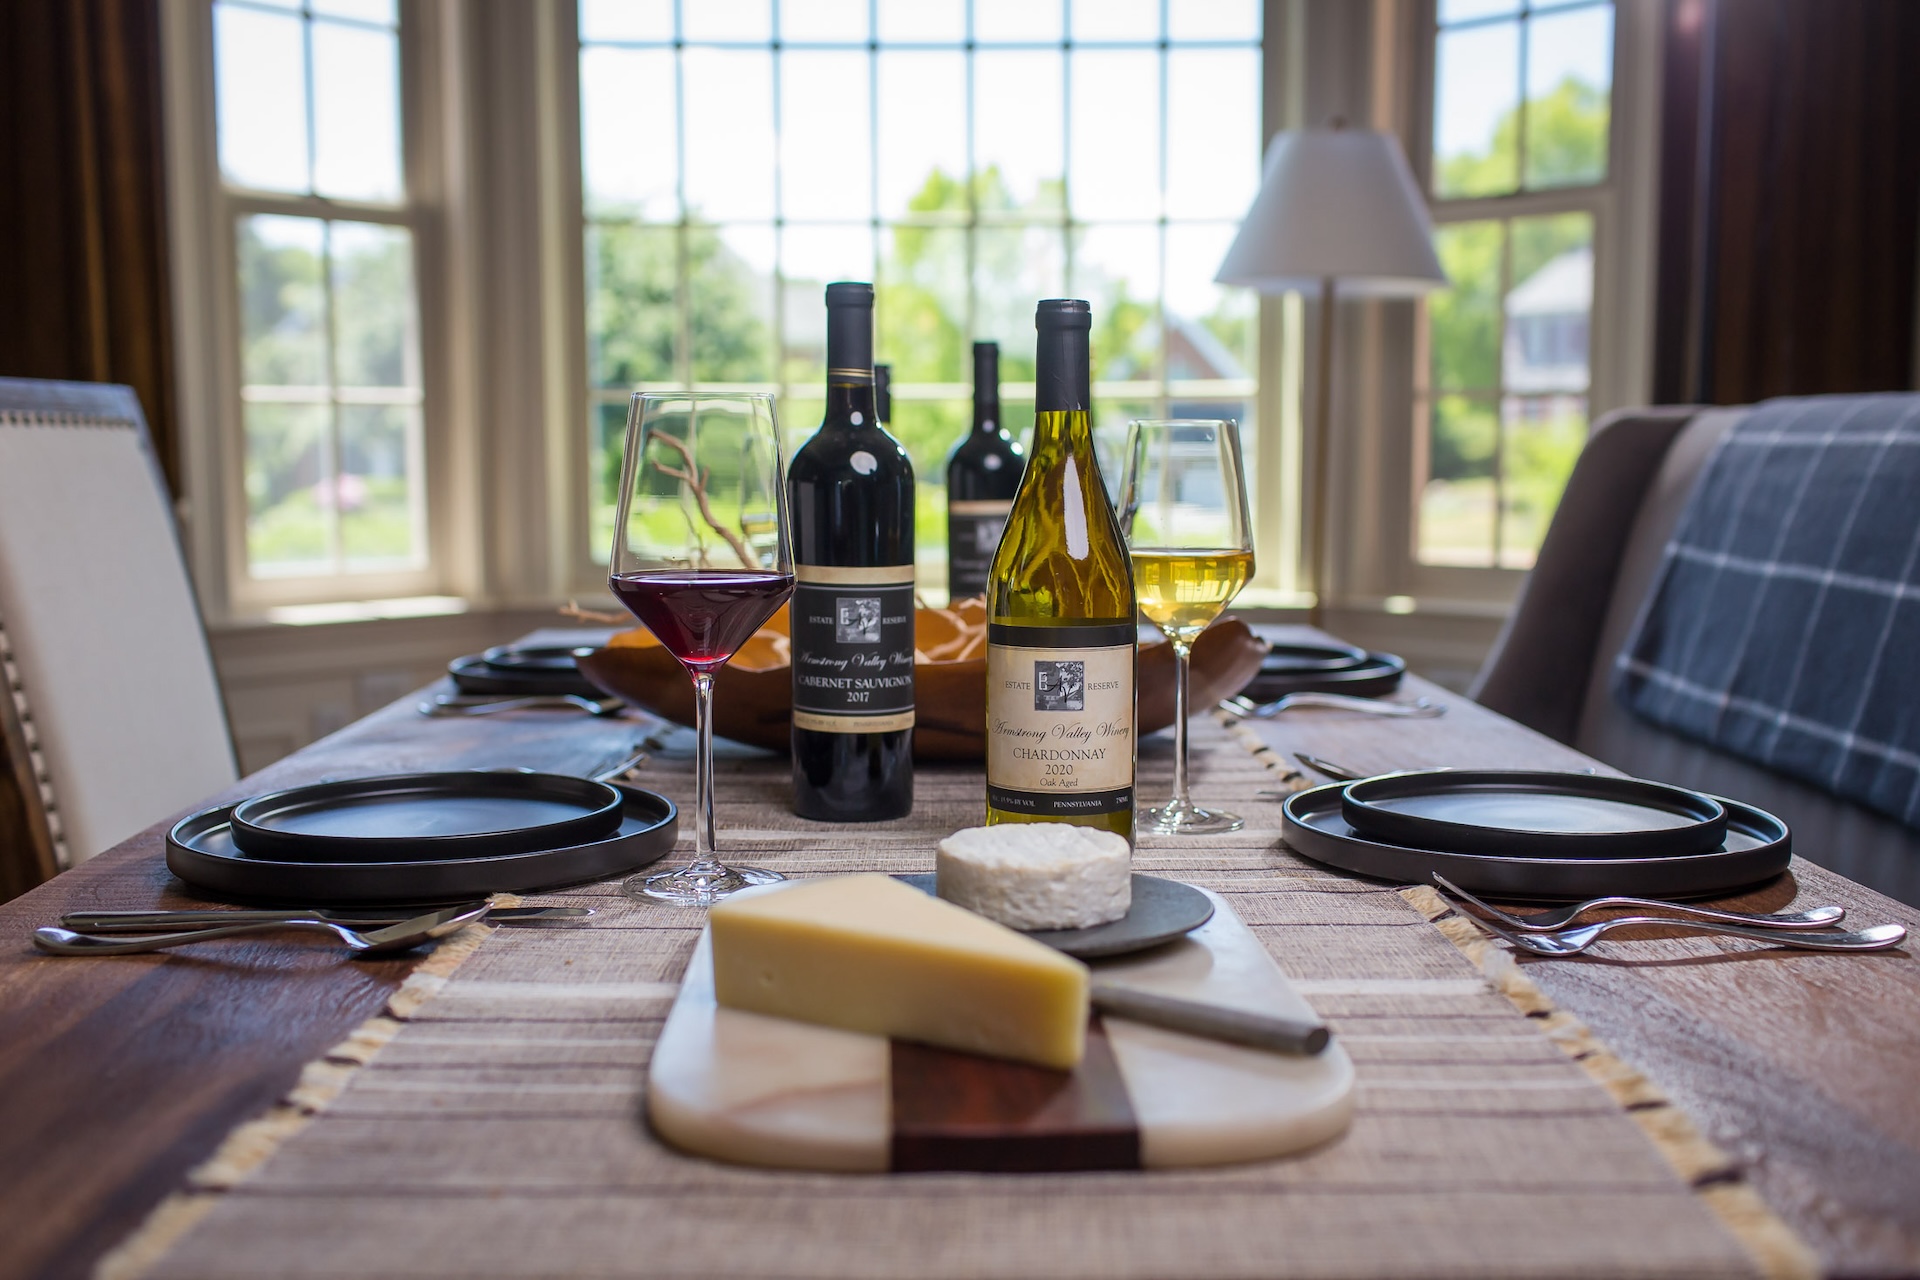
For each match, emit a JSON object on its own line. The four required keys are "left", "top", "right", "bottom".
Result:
{"left": 0, "top": 378, "right": 235, "bottom": 879}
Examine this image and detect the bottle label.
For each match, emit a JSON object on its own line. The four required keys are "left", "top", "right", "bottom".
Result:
{"left": 791, "top": 564, "right": 917, "bottom": 734}
{"left": 947, "top": 499, "right": 1014, "bottom": 600}
{"left": 985, "top": 622, "right": 1135, "bottom": 818}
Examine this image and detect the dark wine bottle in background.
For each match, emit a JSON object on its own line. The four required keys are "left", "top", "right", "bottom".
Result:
{"left": 786, "top": 283, "right": 916, "bottom": 822}
{"left": 874, "top": 363, "right": 892, "bottom": 429}
{"left": 945, "top": 341, "right": 1025, "bottom": 601}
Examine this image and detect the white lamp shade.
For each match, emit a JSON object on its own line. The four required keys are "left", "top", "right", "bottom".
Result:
{"left": 1215, "top": 128, "right": 1448, "bottom": 296}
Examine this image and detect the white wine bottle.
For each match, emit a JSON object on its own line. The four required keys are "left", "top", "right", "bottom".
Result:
{"left": 984, "top": 299, "right": 1137, "bottom": 840}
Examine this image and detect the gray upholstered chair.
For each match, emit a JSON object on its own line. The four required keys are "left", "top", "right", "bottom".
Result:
{"left": 0, "top": 378, "right": 236, "bottom": 895}
{"left": 1473, "top": 403, "right": 1920, "bottom": 906}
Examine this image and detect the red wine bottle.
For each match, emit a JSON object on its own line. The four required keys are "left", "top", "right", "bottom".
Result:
{"left": 786, "top": 283, "right": 915, "bottom": 822}
{"left": 945, "top": 341, "right": 1025, "bottom": 601}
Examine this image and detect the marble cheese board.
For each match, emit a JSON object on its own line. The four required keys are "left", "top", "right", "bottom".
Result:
{"left": 646, "top": 888, "right": 1355, "bottom": 1172}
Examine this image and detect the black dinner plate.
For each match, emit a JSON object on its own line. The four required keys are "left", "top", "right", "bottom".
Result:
{"left": 228, "top": 772, "right": 628, "bottom": 863}
{"left": 1245, "top": 649, "right": 1405, "bottom": 701}
{"left": 1281, "top": 783, "right": 1789, "bottom": 900}
{"left": 167, "top": 784, "right": 677, "bottom": 905}
{"left": 482, "top": 643, "right": 598, "bottom": 674}
{"left": 897, "top": 872, "right": 1213, "bottom": 959}
{"left": 1339, "top": 770, "right": 1729, "bottom": 859}
{"left": 448, "top": 653, "right": 604, "bottom": 699}
{"left": 1262, "top": 641, "right": 1371, "bottom": 674}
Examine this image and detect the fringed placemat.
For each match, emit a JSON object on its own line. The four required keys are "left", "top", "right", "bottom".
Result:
{"left": 100, "top": 721, "right": 1811, "bottom": 1280}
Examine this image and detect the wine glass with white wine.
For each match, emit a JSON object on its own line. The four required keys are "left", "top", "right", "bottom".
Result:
{"left": 1119, "top": 419, "right": 1255, "bottom": 835}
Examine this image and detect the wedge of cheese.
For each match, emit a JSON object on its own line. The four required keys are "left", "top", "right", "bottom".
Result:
{"left": 709, "top": 874, "right": 1090, "bottom": 1070}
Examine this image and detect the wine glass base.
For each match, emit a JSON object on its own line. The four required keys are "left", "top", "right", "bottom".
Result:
{"left": 623, "top": 862, "right": 784, "bottom": 906}
{"left": 1141, "top": 804, "right": 1244, "bottom": 835}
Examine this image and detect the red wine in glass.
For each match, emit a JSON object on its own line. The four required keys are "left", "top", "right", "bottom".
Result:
{"left": 610, "top": 570, "right": 794, "bottom": 673}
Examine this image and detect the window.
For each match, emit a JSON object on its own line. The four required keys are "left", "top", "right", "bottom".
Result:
{"left": 210, "top": 0, "right": 429, "bottom": 588}
{"left": 576, "top": 0, "right": 1263, "bottom": 594}
{"left": 1415, "top": 0, "right": 1613, "bottom": 569}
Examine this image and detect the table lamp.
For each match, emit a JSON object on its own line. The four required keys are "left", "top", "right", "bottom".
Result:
{"left": 1216, "top": 123, "right": 1447, "bottom": 627}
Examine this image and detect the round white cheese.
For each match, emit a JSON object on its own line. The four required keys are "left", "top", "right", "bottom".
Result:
{"left": 935, "top": 824, "right": 1132, "bottom": 931}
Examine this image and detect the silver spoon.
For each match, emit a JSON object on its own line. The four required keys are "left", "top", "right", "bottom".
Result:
{"left": 1221, "top": 692, "right": 1446, "bottom": 720}
{"left": 421, "top": 693, "right": 624, "bottom": 718}
{"left": 60, "top": 905, "right": 591, "bottom": 933}
{"left": 1431, "top": 873, "right": 1845, "bottom": 933}
{"left": 1454, "top": 906, "right": 1905, "bottom": 956}
{"left": 32, "top": 903, "right": 491, "bottom": 957}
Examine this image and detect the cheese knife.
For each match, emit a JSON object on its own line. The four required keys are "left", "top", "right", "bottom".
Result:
{"left": 1090, "top": 982, "right": 1331, "bottom": 1056}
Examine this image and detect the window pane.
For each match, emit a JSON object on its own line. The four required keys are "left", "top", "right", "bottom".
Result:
{"left": 310, "top": 20, "right": 402, "bottom": 201}
{"left": 1167, "top": 0, "right": 1259, "bottom": 42}
{"left": 1419, "top": 394, "right": 1497, "bottom": 566}
{"left": 1525, "top": 5, "right": 1613, "bottom": 189}
{"left": 311, "top": 0, "right": 395, "bottom": 24}
{"left": 215, "top": 4, "right": 309, "bottom": 192}
{"left": 782, "top": 0, "right": 866, "bottom": 42}
{"left": 689, "top": 225, "right": 776, "bottom": 382}
{"left": 1074, "top": 225, "right": 1160, "bottom": 383}
{"left": 245, "top": 401, "right": 332, "bottom": 575}
{"left": 580, "top": 47, "right": 679, "bottom": 220}
{"left": 973, "top": 226, "right": 1066, "bottom": 378}
{"left": 1070, "top": 50, "right": 1159, "bottom": 221}
{"left": 682, "top": 0, "right": 770, "bottom": 42}
{"left": 1166, "top": 48, "right": 1261, "bottom": 220}
{"left": 879, "top": 225, "right": 968, "bottom": 384}
{"left": 1165, "top": 223, "right": 1255, "bottom": 385}
{"left": 239, "top": 215, "right": 327, "bottom": 387}
{"left": 587, "top": 223, "right": 679, "bottom": 386}
{"left": 975, "top": 0, "right": 1061, "bottom": 44}
{"left": 888, "top": 399, "right": 967, "bottom": 490}
{"left": 338, "top": 404, "right": 423, "bottom": 567}
{"left": 1072, "top": 0, "right": 1159, "bottom": 43}
{"left": 876, "top": 0, "right": 963, "bottom": 42}
{"left": 877, "top": 52, "right": 967, "bottom": 219}
{"left": 1429, "top": 220, "right": 1502, "bottom": 391}
{"left": 780, "top": 51, "right": 872, "bottom": 221}
{"left": 580, "top": 0, "right": 673, "bottom": 42}
{"left": 1433, "top": 20, "right": 1519, "bottom": 198}
{"left": 1506, "top": 212, "right": 1592, "bottom": 394}
{"left": 974, "top": 51, "right": 1064, "bottom": 214}
{"left": 589, "top": 399, "right": 628, "bottom": 562}
{"left": 330, "top": 222, "right": 417, "bottom": 387}
{"left": 1439, "top": 0, "right": 1517, "bottom": 20}
{"left": 1500, "top": 395, "right": 1586, "bottom": 568}
{"left": 683, "top": 50, "right": 775, "bottom": 221}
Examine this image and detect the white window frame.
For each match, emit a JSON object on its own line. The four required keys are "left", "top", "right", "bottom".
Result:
{"left": 162, "top": 0, "right": 456, "bottom": 619}
{"left": 1327, "top": 0, "right": 1661, "bottom": 620}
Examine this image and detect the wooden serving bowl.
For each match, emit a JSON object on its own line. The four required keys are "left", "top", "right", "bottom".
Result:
{"left": 578, "top": 604, "right": 1267, "bottom": 762}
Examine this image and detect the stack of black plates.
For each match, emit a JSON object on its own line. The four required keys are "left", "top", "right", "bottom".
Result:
{"left": 1245, "top": 641, "right": 1405, "bottom": 701}
{"left": 1282, "top": 770, "right": 1791, "bottom": 899}
{"left": 167, "top": 771, "right": 677, "bottom": 904}
{"left": 448, "top": 643, "right": 605, "bottom": 699}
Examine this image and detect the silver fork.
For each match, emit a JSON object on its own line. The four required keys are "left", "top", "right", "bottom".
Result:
{"left": 1447, "top": 907, "right": 1906, "bottom": 957}
{"left": 1432, "top": 873, "right": 1846, "bottom": 932}
{"left": 1220, "top": 692, "right": 1446, "bottom": 720}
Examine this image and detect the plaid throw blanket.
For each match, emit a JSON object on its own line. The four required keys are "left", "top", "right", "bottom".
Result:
{"left": 1614, "top": 394, "right": 1920, "bottom": 829}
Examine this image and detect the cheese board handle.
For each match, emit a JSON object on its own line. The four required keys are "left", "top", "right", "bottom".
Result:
{"left": 1090, "top": 983, "right": 1331, "bottom": 1056}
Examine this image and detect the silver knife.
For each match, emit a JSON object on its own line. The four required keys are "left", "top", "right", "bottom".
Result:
{"left": 60, "top": 905, "right": 593, "bottom": 933}
{"left": 1090, "top": 982, "right": 1331, "bottom": 1056}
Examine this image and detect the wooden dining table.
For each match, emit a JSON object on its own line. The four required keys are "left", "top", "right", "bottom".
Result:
{"left": 1, "top": 626, "right": 1916, "bottom": 1280}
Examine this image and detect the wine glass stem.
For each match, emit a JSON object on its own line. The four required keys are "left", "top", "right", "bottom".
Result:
{"left": 1171, "top": 639, "right": 1193, "bottom": 813}
{"left": 690, "top": 669, "right": 719, "bottom": 873}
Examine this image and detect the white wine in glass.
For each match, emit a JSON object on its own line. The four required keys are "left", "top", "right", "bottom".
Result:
{"left": 1119, "top": 420, "right": 1255, "bottom": 835}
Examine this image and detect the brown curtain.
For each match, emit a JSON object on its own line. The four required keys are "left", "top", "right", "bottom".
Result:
{"left": 0, "top": 0, "right": 178, "bottom": 492}
{"left": 1653, "top": 0, "right": 1920, "bottom": 405}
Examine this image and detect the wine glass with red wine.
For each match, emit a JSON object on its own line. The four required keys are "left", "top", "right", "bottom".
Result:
{"left": 610, "top": 392, "right": 794, "bottom": 905}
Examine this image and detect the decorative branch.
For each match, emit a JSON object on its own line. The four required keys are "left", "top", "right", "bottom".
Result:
{"left": 649, "top": 430, "right": 760, "bottom": 570}
{"left": 560, "top": 600, "right": 631, "bottom": 624}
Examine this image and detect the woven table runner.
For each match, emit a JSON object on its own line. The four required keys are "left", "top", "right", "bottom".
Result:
{"left": 104, "top": 718, "right": 1813, "bottom": 1280}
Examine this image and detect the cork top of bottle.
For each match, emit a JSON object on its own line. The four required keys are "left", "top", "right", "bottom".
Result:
{"left": 1035, "top": 299, "right": 1092, "bottom": 331}
{"left": 826, "top": 281, "right": 874, "bottom": 308}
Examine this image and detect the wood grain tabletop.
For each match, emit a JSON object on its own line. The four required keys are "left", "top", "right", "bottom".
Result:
{"left": 0, "top": 627, "right": 1916, "bottom": 1279}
